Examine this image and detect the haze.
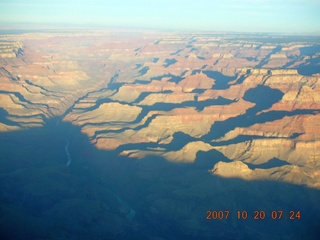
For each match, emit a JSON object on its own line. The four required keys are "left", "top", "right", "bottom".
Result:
{"left": 0, "top": 0, "right": 320, "bottom": 34}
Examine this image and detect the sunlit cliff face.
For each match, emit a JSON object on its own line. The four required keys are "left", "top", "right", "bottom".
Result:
{"left": 1, "top": 31, "right": 320, "bottom": 189}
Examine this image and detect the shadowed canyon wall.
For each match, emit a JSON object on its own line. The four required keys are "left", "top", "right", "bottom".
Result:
{"left": 1, "top": 31, "right": 320, "bottom": 239}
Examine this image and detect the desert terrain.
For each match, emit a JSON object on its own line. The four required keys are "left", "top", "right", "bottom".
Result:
{"left": 0, "top": 30, "right": 320, "bottom": 239}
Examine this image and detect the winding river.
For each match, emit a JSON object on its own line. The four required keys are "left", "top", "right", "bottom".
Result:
{"left": 65, "top": 139, "right": 72, "bottom": 167}
{"left": 63, "top": 138, "right": 135, "bottom": 220}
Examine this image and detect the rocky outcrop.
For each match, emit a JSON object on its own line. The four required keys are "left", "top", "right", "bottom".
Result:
{"left": 210, "top": 161, "right": 320, "bottom": 188}
{"left": 178, "top": 72, "right": 215, "bottom": 92}
{"left": 210, "top": 161, "right": 252, "bottom": 179}
{"left": 121, "top": 141, "right": 213, "bottom": 163}
{"left": 65, "top": 102, "right": 142, "bottom": 126}
{"left": 94, "top": 100, "right": 254, "bottom": 150}
{"left": 263, "top": 73, "right": 320, "bottom": 111}
{"left": 0, "top": 40, "right": 23, "bottom": 58}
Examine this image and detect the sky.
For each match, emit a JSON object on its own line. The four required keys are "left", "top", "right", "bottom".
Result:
{"left": 0, "top": 0, "right": 319, "bottom": 34}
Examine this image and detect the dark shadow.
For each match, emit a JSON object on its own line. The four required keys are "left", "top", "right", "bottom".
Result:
{"left": 296, "top": 56, "right": 320, "bottom": 76}
{"left": 0, "top": 121, "right": 320, "bottom": 240}
{"left": 134, "top": 63, "right": 142, "bottom": 69}
{"left": 133, "top": 90, "right": 173, "bottom": 104}
{"left": 0, "top": 108, "right": 21, "bottom": 126}
{"left": 245, "top": 57, "right": 258, "bottom": 62}
{"left": 299, "top": 45, "right": 320, "bottom": 56}
{"left": 150, "top": 73, "right": 183, "bottom": 83}
{"left": 201, "top": 64, "right": 208, "bottom": 69}
{"left": 180, "top": 70, "right": 188, "bottom": 77}
{"left": 247, "top": 157, "right": 291, "bottom": 170}
{"left": 168, "top": 75, "right": 184, "bottom": 83}
{"left": 113, "top": 131, "right": 197, "bottom": 155}
{"left": 138, "top": 66, "right": 149, "bottom": 75}
{"left": 191, "top": 89, "right": 205, "bottom": 94}
{"left": 0, "top": 90, "right": 45, "bottom": 106}
{"left": 163, "top": 58, "right": 177, "bottom": 67}
{"left": 170, "top": 49, "right": 183, "bottom": 56}
{"left": 211, "top": 134, "right": 275, "bottom": 146}
{"left": 194, "top": 149, "right": 231, "bottom": 168}
{"left": 255, "top": 45, "right": 282, "bottom": 68}
{"left": 204, "top": 85, "right": 285, "bottom": 141}
{"left": 231, "top": 73, "right": 248, "bottom": 85}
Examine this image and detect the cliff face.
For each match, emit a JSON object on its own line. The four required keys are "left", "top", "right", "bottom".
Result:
{"left": 0, "top": 31, "right": 320, "bottom": 189}
{"left": 0, "top": 40, "right": 22, "bottom": 58}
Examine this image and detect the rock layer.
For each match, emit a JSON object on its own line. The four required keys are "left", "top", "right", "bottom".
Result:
{"left": 0, "top": 31, "right": 320, "bottom": 189}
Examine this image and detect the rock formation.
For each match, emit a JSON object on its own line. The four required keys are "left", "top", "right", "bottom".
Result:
{"left": 0, "top": 31, "right": 319, "bottom": 190}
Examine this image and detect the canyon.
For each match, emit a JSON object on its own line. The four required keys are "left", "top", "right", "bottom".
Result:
{"left": 0, "top": 30, "right": 320, "bottom": 239}
{"left": 2, "top": 31, "right": 319, "bottom": 188}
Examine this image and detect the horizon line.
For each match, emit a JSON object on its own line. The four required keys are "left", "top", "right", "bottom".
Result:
{"left": 1, "top": 23, "right": 320, "bottom": 37}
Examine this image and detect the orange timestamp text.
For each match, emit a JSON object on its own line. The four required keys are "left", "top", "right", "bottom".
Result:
{"left": 206, "top": 210, "right": 301, "bottom": 220}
